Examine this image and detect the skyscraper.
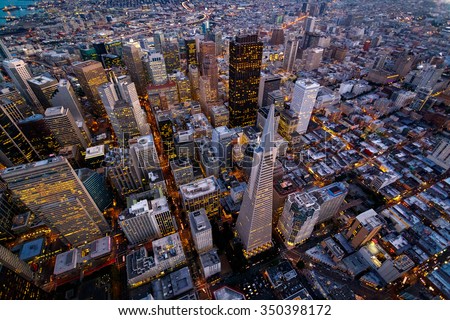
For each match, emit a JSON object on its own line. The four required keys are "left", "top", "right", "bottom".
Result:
{"left": 0, "top": 103, "right": 41, "bottom": 167}
{"left": 129, "top": 135, "right": 160, "bottom": 185}
{"left": 277, "top": 191, "right": 321, "bottom": 247}
{"left": 17, "top": 114, "right": 61, "bottom": 159}
{"left": 44, "top": 106, "right": 89, "bottom": 149}
{"left": 72, "top": 60, "right": 108, "bottom": 117}
{"left": 2, "top": 59, "right": 44, "bottom": 113}
{"left": 144, "top": 52, "right": 168, "bottom": 86}
{"left": 290, "top": 79, "right": 320, "bottom": 134}
{"left": 283, "top": 38, "right": 299, "bottom": 72}
{"left": 189, "top": 209, "right": 213, "bottom": 254}
{"left": 162, "top": 38, "right": 181, "bottom": 74}
{"left": 305, "top": 16, "right": 316, "bottom": 33}
{"left": 269, "top": 28, "right": 285, "bottom": 46}
{"left": 27, "top": 75, "right": 58, "bottom": 110}
{"left": 228, "top": 35, "right": 263, "bottom": 128}
{"left": 51, "top": 79, "right": 85, "bottom": 123}
{"left": 1, "top": 157, "right": 110, "bottom": 246}
{"left": 0, "top": 180, "right": 24, "bottom": 240}
{"left": 236, "top": 105, "right": 276, "bottom": 257}
{"left": 122, "top": 41, "right": 148, "bottom": 97}
{"left": 311, "top": 182, "right": 348, "bottom": 223}
{"left": 0, "top": 39, "right": 12, "bottom": 61}
{"left": 76, "top": 168, "right": 113, "bottom": 212}
{"left": 258, "top": 74, "right": 281, "bottom": 107}
{"left": 199, "top": 42, "right": 218, "bottom": 101}
{"left": 98, "top": 75, "right": 149, "bottom": 145}
{"left": 185, "top": 38, "right": 198, "bottom": 68}
{"left": 119, "top": 197, "right": 175, "bottom": 244}
{"left": 303, "top": 47, "right": 323, "bottom": 71}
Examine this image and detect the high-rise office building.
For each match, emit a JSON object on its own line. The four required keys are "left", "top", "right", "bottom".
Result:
{"left": 277, "top": 191, "right": 321, "bottom": 247}
{"left": 269, "top": 28, "right": 285, "bottom": 46}
{"left": 144, "top": 52, "right": 168, "bottom": 85}
{"left": 0, "top": 261, "right": 48, "bottom": 299}
{"left": 0, "top": 244, "right": 49, "bottom": 299}
{"left": 305, "top": 16, "right": 316, "bottom": 33}
{"left": 51, "top": 79, "right": 85, "bottom": 123}
{"left": 210, "top": 105, "right": 229, "bottom": 128}
{"left": 176, "top": 74, "right": 192, "bottom": 103}
{"left": 0, "top": 180, "right": 24, "bottom": 240}
{"left": 0, "top": 103, "right": 41, "bottom": 167}
{"left": 236, "top": 106, "right": 276, "bottom": 257}
{"left": 185, "top": 38, "right": 198, "bottom": 68}
{"left": 258, "top": 75, "right": 281, "bottom": 107}
{"left": 51, "top": 79, "right": 92, "bottom": 143}
{"left": 170, "top": 157, "right": 194, "bottom": 187}
{"left": 1, "top": 157, "right": 110, "bottom": 246}
{"left": 122, "top": 41, "right": 147, "bottom": 97}
{"left": 76, "top": 168, "right": 113, "bottom": 212}
{"left": 44, "top": 106, "right": 89, "bottom": 149}
{"left": 283, "top": 38, "right": 300, "bottom": 72}
{"left": 27, "top": 75, "right": 58, "bottom": 110}
{"left": 188, "top": 64, "right": 200, "bottom": 100}
{"left": 189, "top": 209, "right": 213, "bottom": 253}
{"left": 345, "top": 209, "right": 383, "bottom": 248}
{"left": 2, "top": 59, "right": 44, "bottom": 113}
{"left": 303, "top": 47, "right": 323, "bottom": 71}
{"left": 18, "top": 114, "right": 60, "bottom": 159}
{"left": 228, "top": 35, "right": 263, "bottom": 128}
{"left": 290, "top": 79, "right": 320, "bottom": 134}
{"left": 180, "top": 176, "right": 221, "bottom": 218}
{"left": 162, "top": 39, "right": 181, "bottom": 74}
{"left": 0, "top": 88, "right": 29, "bottom": 123}
{"left": 106, "top": 149, "right": 143, "bottom": 198}
{"left": 98, "top": 75, "right": 149, "bottom": 144}
{"left": 0, "top": 39, "right": 12, "bottom": 61}
{"left": 311, "top": 182, "right": 348, "bottom": 223}
{"left": 72, "top": 60, "right": 108, "bottom": 117}
{"left": 119, "top": 197, "right": 176, "bottom": 244}
{"left": 129, "top": 135, "right": 160, "bottom": 185}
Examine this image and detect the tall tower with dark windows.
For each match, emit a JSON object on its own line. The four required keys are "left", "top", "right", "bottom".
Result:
{"left": 228, "top": 35, "right": 263, "bottom": 128}
{"left": 72, "top": 60, "right": 108, "bottom": 117}
{"left": 122, "top": 41, "right": 148, "bottom": 97}
{"left": 1, "top": 157, "right": 110, "bottom": 246}
{"left": 0, "top": 103, "right": 41, "bottom": 167}
{"left": 236, "top": 106, "right": 276, "bottom": 257}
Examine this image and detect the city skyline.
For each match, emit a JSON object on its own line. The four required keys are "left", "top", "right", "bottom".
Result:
{"left": 0, "top": 0, "right": 449, "bottom": 302}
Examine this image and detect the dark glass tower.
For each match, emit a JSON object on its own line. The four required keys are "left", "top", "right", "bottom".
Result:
{"left": 228, "top": 35, "right": 263, "bottom": 128}
{"left": 0, "top": 104, "right": 41, "bottom": 167}
{"left": 17, "top": 114, "right": 60, "bottom": 159}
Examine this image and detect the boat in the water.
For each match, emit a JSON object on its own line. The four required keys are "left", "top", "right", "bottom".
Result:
{"left": 2, "top": 6, "right": 21, "bottom": 12}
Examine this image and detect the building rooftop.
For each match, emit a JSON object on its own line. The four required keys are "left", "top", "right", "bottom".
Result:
{"left": 356, "top": 209, "right": 383, "bottom": 231}
{"left": 44, "top": 106, "right": 66, "bottom": 118}
{"left": 180, "top": 176, "right": 219, "bottom": 200}
{"left": 28, "top": 75, "right": 56, "bottom": 86}
{"left": 199, "top": 249, "right": 220, "bottom": 268}
{"left": 189, "top": 209, "right": 211, "bottom": 233}
{"left": 85, "top": 145, "right": 105, "bottom": 159}
{"left": 126, "top": 247, "right": 156, "bottom": 281}
{"left": 19, "top": 238, "right": 44, "bottom": 261}
{"left": 1, "top": 157, "right": 63, "bottom": 176}
{"left": 150, "top": 267, "right": 193, "bottom": 300}
{"left": 153, "top": 233, "right": 183, "bottom": 264}
{"left": 213, "top": 286, "right": 246, "bottom": 300}
{"left": 53, "top": 237, "right": 111, "bottom": 275}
